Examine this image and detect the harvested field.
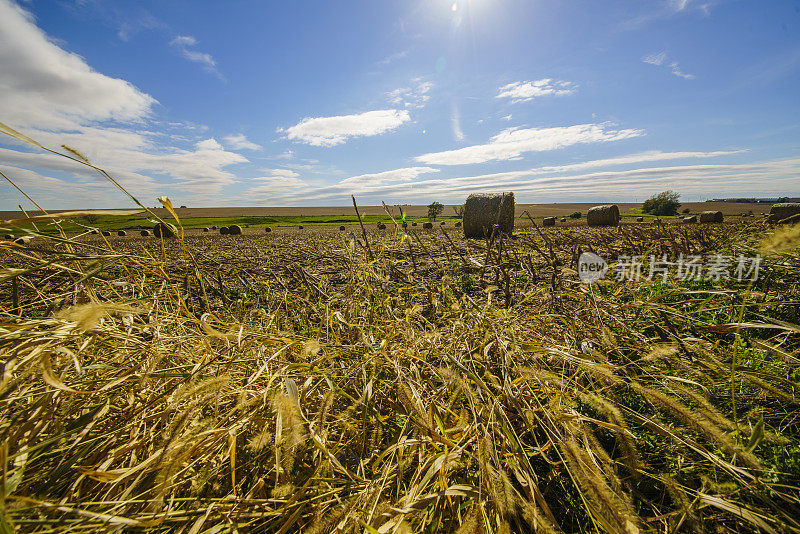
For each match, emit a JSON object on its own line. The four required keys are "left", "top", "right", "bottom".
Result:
{"left": 1, "top": 216, "right": 799, "bottom": 533}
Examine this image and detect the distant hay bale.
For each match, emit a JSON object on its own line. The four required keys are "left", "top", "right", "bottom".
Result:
{"left": 153, "top": 222, "right": 177, "bottom": 238}
{"left": 587, "top": 205, "right": 620, "bottom": 227}
{"left": 560, "top": 218, "right": 566, "bottom": 223}
{"left": 440, "top": 221, "right": 445, "bottom": 225}
{"left": 542, "top": 217, "right": 556, "bottom": 227}
{"left": 636, "top": 216, "right": 644, "bottom": 222}
{"left": 203, "top": 227, "right": 209, "bottom": 232}
{"left": 101, "top": 231, "right": 111, "bottom": 237}
{"left": 140, "top": 230, "right": 150, "bottom": 237}
{"left": 683, "top": 215, "right": 697, "bottom": 223}
{"left": 4, "top": 234, "right": 14, "bottom": 240}
{"left": 377, "top": 223, "right": 386, "bottom": 230}
{"left": 339, "top": 225, "right": 346, "bottom": 231}
{"left": 462, "top": 192, "right": 515, "bottom": 238}
{"left": 265, "top": 227, "right": 272, "bottom": 233}
{"left": 14, "top": 236, "right": 31, "bottom": 245}
{"left": 228, "top": 224, "right": 242, "bottom": 235}
{"left": 211, "top": 225, "right": 218, "bottom": 230}
{"left": 90, "top": 230, "right": 99, "bottom": 235}
{"left": 411, "top": 222, "right": 417, "bottom": 226}
{"left": 768, "top": 203, "right": 800, "bottom": 223}
{"left": 699, "top": 210, "right": 723, "bottom": 223}
{"left": 422, "top": 222, "right": 433, "bottom": 229}
{"left": 298, "top": 225, "right": 304, "bottom": 230}
{"left": 117, "top": 230, "right": 127, "bottom": 236}
{"left": 220, "top": 226, "right": 230, "bottom": 235}
{"left": 455, "top": 221, "right": 461, "bottom": 227}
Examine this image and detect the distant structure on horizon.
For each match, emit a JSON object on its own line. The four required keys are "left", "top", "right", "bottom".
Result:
{"left": 707, "top": 197, "right": 800, "bottom": 203}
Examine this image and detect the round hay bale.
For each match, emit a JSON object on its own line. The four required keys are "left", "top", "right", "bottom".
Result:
{"left": 14, "top": 236, "right": 31, "bottom": 245}
{"left": 767, "top": 203, "right": 800, "bottom": 223}
{"left": 211, "top": 225, "right": 218, "bottom": 230}
{"left": 228, "top": 224, "right": 242, "bottom": 235}
{"left": 636, "top": 216, "right": 644, "bottom": 222}
{"left": 411, "top": 222, "right": 417, "bottom": 227}
{"left": 422, "top": 222, "right": 434, "bottom": 229}
{"left": 153, "top": 222, "right": 177, "bottom": 238}
{"left": 140, "top": 230, "right": 150, "bottom": 237}
{"left": 560, "top": 218, "right": 566, "bottom": 223}
{"left": 265, "top": 227, "right": 272, "bottom": 233}
{"left": 339, "top": 225, "right": 346, "bottom": 231}
{"left": 683, "top": 215, "right": 697, "bottom": 223}
{"left": 90, "top": 230, "right": 99, "bottom": 235}
{"left": 117, "top": 230, "right": 127, "bottom": 236}
{"left": 587, "top": 205, "right": 620, "bottom": 227}
{"left": 542, "top": 217, "right": 556, "bottom": 227}
{"left": 298, "top": 225, "right": 304, "bottom": 230}
{"left": 220, "top": 226, "right": 230, "bottom": 235}
{"left": 203, "top": 227, "right": 209, "bottom": 232}
{"left": 377, "top": 223, "right": 386, "bottom": 230}
{"left": 3, "top": 234, "right": 14, "bottom": 240}
{"left": 455, "top": 221, "right": 462, "bottom": 227}
{"left": 462, "top": 192, "right": 515, "bottom": 238}
{"left": 101, "top": 231, "right": 111, "bottom": 237}
{"left": 699, "top": 210, "right": 723, "bottom": 223}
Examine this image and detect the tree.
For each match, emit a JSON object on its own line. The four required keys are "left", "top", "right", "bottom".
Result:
{"left": 453, "top": 204, "right": 465, "bottom": 219}
{"left": 427, "top": 201, "right": 444, "bottom": 221}
{"left": 642, "top": 190, "right": 681, "bottom": 216}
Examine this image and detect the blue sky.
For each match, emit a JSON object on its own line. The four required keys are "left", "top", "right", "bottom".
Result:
{"left": 0, "top": 0, "right": 798, "bottom": 209}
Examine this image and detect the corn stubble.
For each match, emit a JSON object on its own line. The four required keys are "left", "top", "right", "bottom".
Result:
{"left": 1, "top": 147, "right": 800, "bottom": 531}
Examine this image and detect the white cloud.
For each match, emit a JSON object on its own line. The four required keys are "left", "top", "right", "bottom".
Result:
{"left": 415, "top": 123, "right": 645, "bottom": 165}
{"left": 338, "top": 167, "right": 439, "bottom": 187}
{"left": 501, "top": 114, "right": 513, "bottom": 121}
{"left": 668, "top": 0, "right": 716, "bottom": 14}
{"left": 451, "top": 105, "right": 465, "bottom": 142}
{"left": 643, "top": 52, "right": 667, "bottom": 66}
{"left": 169, "top": 35, "right": 222, "bottom": 78}
{"left": 378, "top": 50, "right": 409, "bottom": 66}
{"left": 642, "top": 51, "right": 695, "bottom": 79}
{"left": 0, "top": 0, "right": 156, "bottom": 131}
{"left": 259, "top": 168, "right": 300, "bottom": 179}
{"left": 283, "top": 109, "right": 411, "bottom": 147}
{"left": 496, "top": 79, "right": 577, "bottom": 103}
{"left": 272, "top": 153, "right": 797, "bottom": 204}
{"left": 669, "top": 62, "right": 695, "bottom": 79}
{"left": 386, "top": 78, "right": 433, "bottom": 109}
{"left": 222, "top": 134, "right": 261, "bottom": 151}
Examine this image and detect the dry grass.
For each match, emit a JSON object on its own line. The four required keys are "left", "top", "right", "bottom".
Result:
{"left": 1, "top": 127, "right": 800, "bottom": 533}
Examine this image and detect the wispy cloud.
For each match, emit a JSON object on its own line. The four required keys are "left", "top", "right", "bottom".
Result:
{"left": 281, "top": 109, "right": 411, "bottom": 147}
{"left": 169, "top": 35, "right": 222, "bottom": 79}
{"left": 668, "top": 0, "right": 717, "bottom": 15}
{"left": 451, "top": 105, "right": 465, "bottom": 142}
{"left": 386, "top": 78, "right": 433, "bottom": 109}
{"left": 496, "top": 79, "right": 577, "bottom": 103}
{"left": 415, "top": 123, "right": 645, "bottom": 165}
{"left": 642, "top": 51, "right": 695, "bottom": 79}
{"left": 377, "top": 49, "right": 409, "bottom": 66}
{"left": 222, "top": 134, "right": 261, "bottom": 151}
{"left": 338, "top": 166, "right": 439, "bottom": 187}
{"left": 247, "top": 150, "right": 789, "bottom": 204}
